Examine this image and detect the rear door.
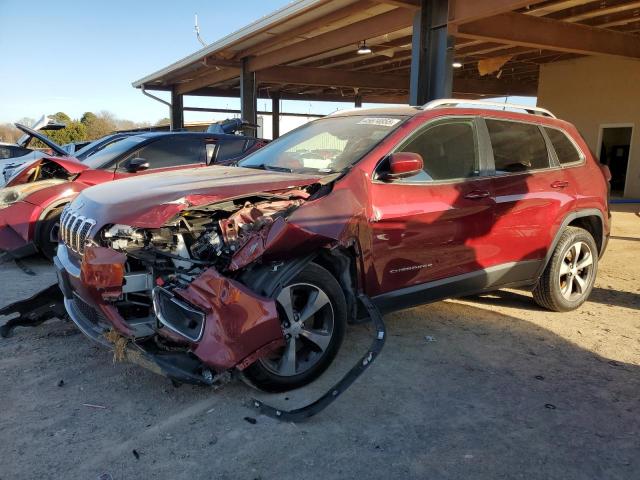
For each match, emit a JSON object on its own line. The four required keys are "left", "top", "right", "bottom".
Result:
{"left": 114, "top": 136, "right": 206, "bottom": 179}
{"left": 368, "top": 116, "right": 495, "bottom": 296}
{"left": 484, "top": 118, "right": 576, "bottom": 273}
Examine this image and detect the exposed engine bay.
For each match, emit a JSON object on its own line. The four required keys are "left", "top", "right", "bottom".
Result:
{"left": 4, "top": 158, "right": 78, "bottom": 186}
{"left": 101, "top": 191, "right": 309, "bottom": 276}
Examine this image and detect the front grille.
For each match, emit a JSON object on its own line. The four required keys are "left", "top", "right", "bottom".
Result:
{"left": 60, "top": 208, "right": 96, "bottom": 255}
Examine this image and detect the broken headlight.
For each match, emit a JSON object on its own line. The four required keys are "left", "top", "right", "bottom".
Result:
{"left": 0, "top": 180, "right": 66, "bottom": 210}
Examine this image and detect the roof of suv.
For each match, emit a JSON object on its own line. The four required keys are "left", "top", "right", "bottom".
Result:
{"left": 330, "top": 101, "right": 559, "bottom": 124}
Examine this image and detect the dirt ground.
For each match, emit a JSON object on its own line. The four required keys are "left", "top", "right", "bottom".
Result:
{"left": 1, "top": 206, "right": 638, "bottom": 480}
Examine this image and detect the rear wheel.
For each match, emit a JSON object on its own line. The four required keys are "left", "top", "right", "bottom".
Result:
{"left": 244, "top": 263, "right": 346, "bottom": 392}
{"left": 533, "top": 227, "right": 598, "bottom": 312}
{"left": 35, "top": 206, "right": 64, "bottom": 261}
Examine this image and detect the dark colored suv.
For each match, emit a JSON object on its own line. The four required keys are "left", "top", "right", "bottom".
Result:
{"left": 55, "top": 100, "right": 610, "bottom": 393}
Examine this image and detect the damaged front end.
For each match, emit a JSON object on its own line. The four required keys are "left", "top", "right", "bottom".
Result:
{"left": 56, "top": 187, "right": 325, "bottom": 384}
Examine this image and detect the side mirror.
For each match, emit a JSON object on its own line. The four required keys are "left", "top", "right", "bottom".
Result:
{"left": 122, "top": 157, "right": 150, "bottom": 173}
{"left": 383, "top": 152, "right": 424, "bottom": 180}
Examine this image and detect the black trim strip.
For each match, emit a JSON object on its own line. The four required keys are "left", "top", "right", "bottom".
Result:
{"left": 372, "top": 260, "right": 541, "bottom": 314}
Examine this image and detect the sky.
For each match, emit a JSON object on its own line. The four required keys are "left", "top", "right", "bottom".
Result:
{"left": 0, "top": 0, "right": 342, "bottom": 124}
{"left": 0, "top": 0, "right": 535, "bottom": 125}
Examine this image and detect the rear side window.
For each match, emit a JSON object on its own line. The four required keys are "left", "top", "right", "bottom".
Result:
{"left": 215, "top": 138, "right": 249, "bottom": 163}
{"left": 486, "top": 119, "right": 549, "bottom": 173}
{"left": 544, "top": 127, "right": 582, "bottom": 165}
{"left": 395, "top": 119, "right": 479, "bottom": 182}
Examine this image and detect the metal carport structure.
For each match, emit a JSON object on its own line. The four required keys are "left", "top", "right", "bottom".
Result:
{"left": 132, "top": 0, "right": 640, "bottom": 137}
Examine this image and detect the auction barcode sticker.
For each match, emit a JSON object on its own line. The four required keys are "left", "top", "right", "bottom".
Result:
{"left": 357, "top": 118, "right": 401, "bottom": 127}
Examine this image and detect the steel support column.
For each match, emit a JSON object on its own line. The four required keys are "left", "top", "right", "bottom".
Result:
{"left": 409, "top": 0, "right": 454, "bottom": 105}
{"left": 241, "top": 58, "right": 257, "bottom": 137}
{"left": 354, "top": 93, "right": 363, "bottom": 108}
{"left": 170, "top": 88, "right": 184, "bottom": 131}
{"left": 272, "top": 91, "right": 281, "bottom": 139}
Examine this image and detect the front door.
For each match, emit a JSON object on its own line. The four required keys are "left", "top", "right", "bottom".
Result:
{"left": 368, "top": 117, "right": 494, "bottom": 297}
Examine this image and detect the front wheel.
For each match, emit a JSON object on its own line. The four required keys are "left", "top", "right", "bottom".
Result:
{"left": 533, "top": 227, "right": 598, "bottom": 312}
{"left": 35, "top": 206, "right": 64, "bottom": 261}
{"left": 244, "top": 263, "right": 347, "bottom": 392}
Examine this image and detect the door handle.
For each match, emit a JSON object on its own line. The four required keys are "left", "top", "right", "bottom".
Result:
{"left": 551, "top": 181, "right": 569, "bottom": 188}
{"left": 464, "top": 190, "right": 490, "bottom": 199}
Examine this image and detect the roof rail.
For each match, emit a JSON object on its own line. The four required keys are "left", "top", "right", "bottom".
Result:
{"left": 423, "top": 98, "right": 556, "bottom": 118}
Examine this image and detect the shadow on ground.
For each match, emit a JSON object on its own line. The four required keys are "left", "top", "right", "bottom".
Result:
{"left": 469, "top": 287, "right": 640, "bottom": 311}
{"left": 1, "top": 294, "right": 638, "bottom": 480}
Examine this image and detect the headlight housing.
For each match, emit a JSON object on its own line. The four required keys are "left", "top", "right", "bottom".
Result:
{"left": 0, "top": 180, "right": 66, "bottom": 210}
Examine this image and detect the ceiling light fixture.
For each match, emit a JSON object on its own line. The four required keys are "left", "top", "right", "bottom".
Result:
{"left": 357, "top": 40, "right": 372, "bottom": 55}
{"left": 452, "top": 61, "right": 463, "bottom": 68}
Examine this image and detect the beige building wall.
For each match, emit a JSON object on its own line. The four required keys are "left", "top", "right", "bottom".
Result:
{"left": 537, "top": 56, "right": 640, "bottom": 198}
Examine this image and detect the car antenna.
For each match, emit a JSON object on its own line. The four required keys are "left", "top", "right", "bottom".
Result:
{"left": 194, "top": 14, "right": 207, "bottom": 47}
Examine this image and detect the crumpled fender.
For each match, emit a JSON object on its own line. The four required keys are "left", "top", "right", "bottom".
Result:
{"left": 172, "top": 268, "right": 284, "bottom": 372}
{"left": 229, "top": 181, "right": 369, "bottom": 270}
{"left": 5, "top": 157, "right": 87, "bottom": 187}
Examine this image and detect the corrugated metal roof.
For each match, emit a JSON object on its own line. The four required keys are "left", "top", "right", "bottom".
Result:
{"left": 132, "top": 0, "right": 356, "bottom": 88}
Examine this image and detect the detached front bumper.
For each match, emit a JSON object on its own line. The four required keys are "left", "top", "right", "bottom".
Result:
{"left": 55, "top": 244, "right": 284, "bottom": 384}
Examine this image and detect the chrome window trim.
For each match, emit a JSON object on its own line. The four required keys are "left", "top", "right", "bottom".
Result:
{"left": 372, "top": 115, "right": 487, "bottom": 186}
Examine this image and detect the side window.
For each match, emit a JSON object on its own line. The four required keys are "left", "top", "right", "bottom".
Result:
{"left": 544, "top": 127, "right": 583, "bottom": 165}
{"left": 213, "top": 138, "right": 249, "bottom": 163}
{"left": 120, "top": 136, "right": 204, "bottom": 170}
{"left": 395, "top": 119, "right": 479, "bottom": 182}
{"left": 486, "top": 119, "right": 550, "bottom": 173}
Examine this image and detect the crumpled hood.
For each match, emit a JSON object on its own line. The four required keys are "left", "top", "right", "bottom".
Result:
{"left": 70, "top": 165, "right": 323, "bottom": 228}
{"left": 4, "top": 156, "right": 84, "bottom": 186}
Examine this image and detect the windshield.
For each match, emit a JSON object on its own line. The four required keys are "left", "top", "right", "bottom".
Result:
{"left": 238, "top": 115, "right": 408, "bottom": 174}
{"left": 81, "top": 135, "right": 147, "bottom": 169}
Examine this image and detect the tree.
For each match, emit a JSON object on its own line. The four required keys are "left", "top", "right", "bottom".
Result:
{"left": 155, "top": 117, "right": 171, "bottom": 126}
{"left": 52, "top": 112, "right": 71, "bottom": 124}
{"left": 38, "top": 121, "right": 87, "bottom": 146}
{"left": 0, "top": 123, "right": 21, "bottom": 143}
{"left": 81, "top": 111, "right": 116, "bottom": 140}
{"left": 80, "top": 112, "right": 97, "bottom": 125}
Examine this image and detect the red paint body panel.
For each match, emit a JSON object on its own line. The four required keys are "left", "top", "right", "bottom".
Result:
{"left": 0, "top": 201, "right": 43, "bottom": 249}
{"left": 174, "top": 268, "right": 284, "bottom": 371}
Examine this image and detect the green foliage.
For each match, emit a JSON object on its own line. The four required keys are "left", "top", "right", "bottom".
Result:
{"left": 81, "top": 111, "right": 117, "bottom": 140}
{"left": 30, "top": 112, "right": 88, "bottom": 149}
{"left": 52, "top": 112, "right": 71, "bottom": 123}
{"left": 80, "top": 112, "right": 97, "bottom": 125}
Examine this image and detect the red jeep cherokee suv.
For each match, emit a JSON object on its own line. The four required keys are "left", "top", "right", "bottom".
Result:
{"left": 55, "top": 100, "right": 610, "bottom": 393}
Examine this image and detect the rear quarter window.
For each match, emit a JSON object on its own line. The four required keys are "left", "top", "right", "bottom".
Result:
{"left": 486, "top": 119, "right": 550, "bottom": 173}
{"left": 544, "top": 127, "right": 583, "bottom": 165}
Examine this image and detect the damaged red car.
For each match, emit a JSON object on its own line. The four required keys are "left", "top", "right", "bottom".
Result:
{"left": 55, "top": 101, "right": 610, "bottom": 394}
{"left": 0, "top": 130, "right": 266, "bottom": 260}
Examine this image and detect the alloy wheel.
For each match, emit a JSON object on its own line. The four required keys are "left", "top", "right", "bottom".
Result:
{"left": 260, "top": 282, "right": 335, "bottom": 377}
{"left": 558, "top": 241, "right": 594, "bottom": 301}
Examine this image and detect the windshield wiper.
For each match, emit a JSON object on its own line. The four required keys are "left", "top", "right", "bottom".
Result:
{"left": 243, "top": 164, "right": 293, "bottom": 173}
{"left": 264, "top": 165, "right": 293, "bottom": 173}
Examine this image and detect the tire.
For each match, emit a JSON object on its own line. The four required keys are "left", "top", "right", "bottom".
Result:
{"left": 533, "top": 226, "right": 598, "bottom": 312}
{"left": 244, "top": 263, "right": 347, "bottom": 392}
{"left": 35, "top": 207, "right": 64, "bottom": 261}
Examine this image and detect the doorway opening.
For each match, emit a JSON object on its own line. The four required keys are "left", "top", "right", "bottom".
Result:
{"left": 598, "top": 125, "right": 633, "bottom": 197}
